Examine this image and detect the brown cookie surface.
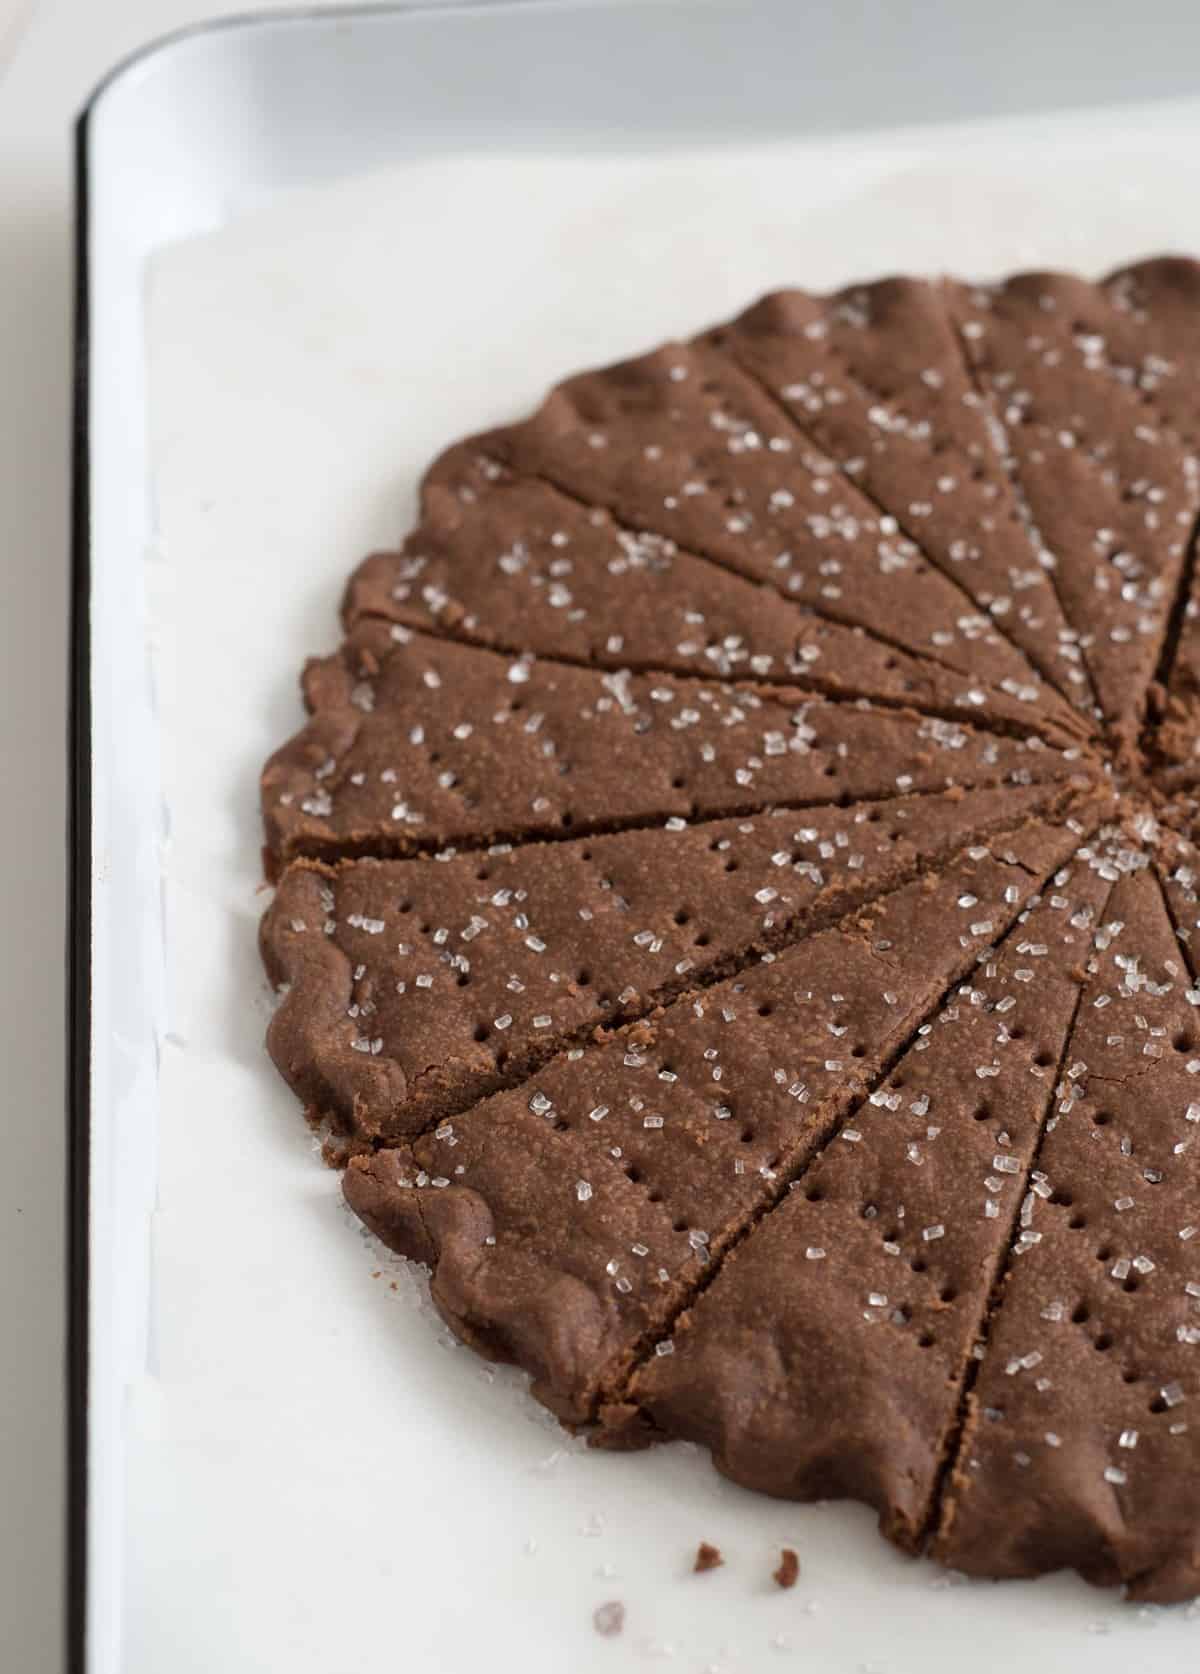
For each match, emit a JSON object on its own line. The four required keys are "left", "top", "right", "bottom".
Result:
{"left": 260, "top": 258, "right": 1200, "bottom": 1602}
{"left": 262, "top": 779, "right": 1084, "bottom": 1142}
{"left": 261, "top": 619, "right": 1083, "bottom": 869}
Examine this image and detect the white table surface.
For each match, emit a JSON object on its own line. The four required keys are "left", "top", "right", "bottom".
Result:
{"left": 0, "top": 6, "right": 440, "bottom": 1669}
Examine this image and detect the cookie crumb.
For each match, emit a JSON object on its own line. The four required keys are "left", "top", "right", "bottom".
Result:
{"left": 593, "top": 1600, "right": 625, "bottom": 1637}
{"left": 694, "top": 1540, "right": 724, "bottom": 1573}
{"left": 773, "top": 1547, "right": 800, "bottom": 1589}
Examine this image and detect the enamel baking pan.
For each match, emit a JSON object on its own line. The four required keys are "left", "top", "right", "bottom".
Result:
{"left": 71, "top": 4, "right": 1200, "bottom": 1669}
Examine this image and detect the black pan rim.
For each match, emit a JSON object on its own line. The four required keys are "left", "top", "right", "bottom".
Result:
{"left": 67, "top": 97, "right": 91, "bottom": 1674}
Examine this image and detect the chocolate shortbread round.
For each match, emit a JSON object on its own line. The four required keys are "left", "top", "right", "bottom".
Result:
{"left": 261, "top": 259, "right": 1200, "bottom": 1603}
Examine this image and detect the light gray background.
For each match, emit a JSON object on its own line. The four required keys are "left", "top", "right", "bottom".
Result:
{"left": 10, "top": 3, "right": 1200, "bottom": 1670}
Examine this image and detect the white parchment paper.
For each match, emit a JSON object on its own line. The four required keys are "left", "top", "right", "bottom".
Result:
{"left": 141, "top": 105, "right": 1200, "bottom": 1672}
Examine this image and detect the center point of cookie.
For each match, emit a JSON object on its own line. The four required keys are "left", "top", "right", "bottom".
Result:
{"left": 1097, "top": 704, "right": 1198, "bottom": 835}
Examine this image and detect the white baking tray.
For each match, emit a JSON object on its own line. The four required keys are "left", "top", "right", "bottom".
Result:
{"left": 75, "top": 3, "right": 1200, "bottom": 1670}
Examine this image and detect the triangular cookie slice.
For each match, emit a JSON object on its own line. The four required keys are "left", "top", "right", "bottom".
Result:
{"left": 344, "top": 820, "right": 1084, "bottom": 1423}
{"left": 261, "top": 621, "right": 1088, "bottom": 868}
{"left": 702, "top": 279, "right": 1087, "bottom": 709}
{"left": 629, "top": 832, "right": 1113, "bottom": 1547}
{"left": 946, "top": 274, "right": 1200, "bottom": 741}
{"left": 263, "top": 781, "right": 1092, "bottom": 1142}
{"left": 347, "top": 447, "right": 1085, "bottom": 743}
{"left": 1093, "top": 259, "right": 1200, "bottom": 774}
{"left": 1101, "top": 256, "right": 1200, "bottom": 448}
{"left": 478, "top": 339, "right": 1051, "bottom": 696}
{"left": 934, "top": 863, "right": 1200, "bottom": 1602}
